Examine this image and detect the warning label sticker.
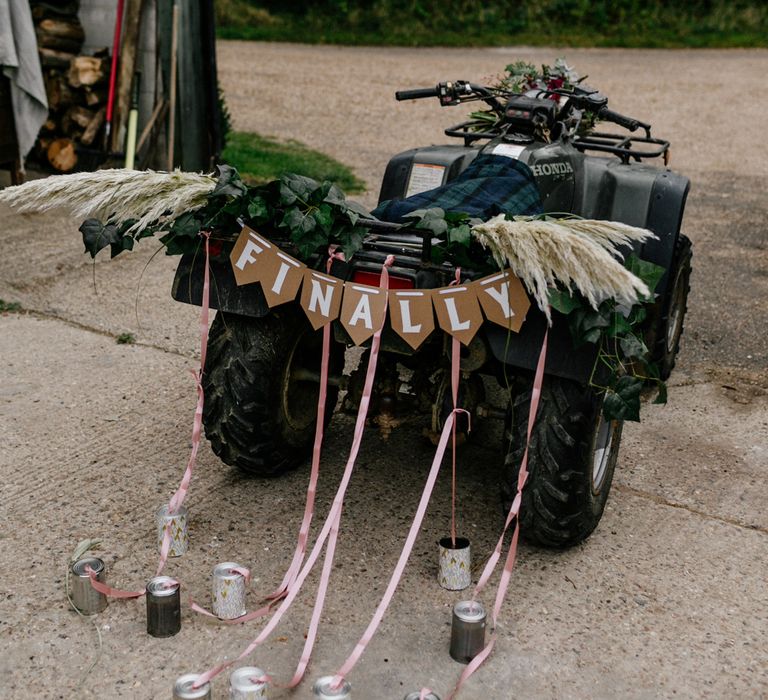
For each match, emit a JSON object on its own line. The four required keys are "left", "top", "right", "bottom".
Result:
{"left": 405, "top": 163, "right": 446, "bottom": 197}
{"left": 492, "top": 143, "right": 526, "bottom": 159}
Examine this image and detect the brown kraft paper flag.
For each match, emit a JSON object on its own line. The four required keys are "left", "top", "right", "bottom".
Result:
{"left": 299, "top": 269, "right": 344, "bottom": 329}
{"left": 433, "top": 285, "right": 484, "bottom": 346}
{"left": 339, "top": 283, "right": 389, "bottom": 346}
{"left": 473, "top": 270, "right": 530, "bottom": 332}
{"left": 258, "top": 249, "right": 306, "bottom": 308}
{"left": 229, "top": 225, "right": 276, "bottom": 286}
{"left": 388, "top": 289, "right": 435, "bottom": 350}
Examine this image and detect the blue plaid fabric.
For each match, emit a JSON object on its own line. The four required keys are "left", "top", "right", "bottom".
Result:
{"left": 373, "top": 153, "right": 543, "bottom": 222}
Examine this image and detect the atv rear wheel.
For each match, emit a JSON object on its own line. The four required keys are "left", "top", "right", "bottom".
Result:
{"left": 502, "top": 376, "right": 623, "bottom": 548}
{"left": 202, "top": 307, "right": 344, "bottom": 477}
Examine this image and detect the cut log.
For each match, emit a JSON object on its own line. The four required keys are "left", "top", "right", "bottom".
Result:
{"left": 80, "top": 107, "right": 106, "bottom": 146}
{"left": 84, "top": 85, "right": 108, "bottom": 107}
{"left": 39, "top": 18, "right": 85, "bottom": 42}
{"left": 68, "top": 56, "right": 108, "bottom": 88}
{"left": 39, "top": 47, "right": 76, "bottom": 69}
{"left": 31, "top": 2, "right": 81, "bottom": 22}
{"left": 65, "top": 105, "right": 95, "bottom": 130}
{"left": 44, "top": 71, "right": 75, "bottom": 110}
{"left": 42, "top": 117, "right": 57, "bottom": 132}
{"left": 36, "top": 29, "right": 83, "bottom": 55}
{"left": 47, "top": 137, "right": 78, "bottom": 171}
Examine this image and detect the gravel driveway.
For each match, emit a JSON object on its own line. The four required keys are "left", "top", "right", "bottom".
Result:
{"left": 1, "top": 43, "right": 766, "bottom": 699}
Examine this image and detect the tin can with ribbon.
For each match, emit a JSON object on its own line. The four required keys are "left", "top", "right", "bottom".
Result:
{"left": 229, "top": 666, "right": 269, "bottom": 699}
{"left": 146, "top": 575, "right": 181, "bottom": 637}
{"left": 313, "top": 675, "right": 351, "bottom": 699}
{"left": 404, "top": 692, "right": 441, "bottom": 700}
{"left": 449, "top": 600, "right": 486, "bottom": 664}
{"left": 156, "top": 504, "right": 189, "bottom": 557}
{"left": 212, "top": 561, "right": 248, "bottom": 620}
{"left": 70, "top": 557, "right": 108, "bottom": 615}
{"left": 173, "top": 673, "right": 212, "bottom": 700}
{"left": 438, "top": 536, "right": 471, "bottom": 591}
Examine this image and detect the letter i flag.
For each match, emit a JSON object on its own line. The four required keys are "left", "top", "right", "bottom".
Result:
{"left": 433, "top": 284, "right": 484, "bottom": 346}
{"left": 258, "top": 249, "right": 307, "bottom": 308}
{"left": 473, "top": 270, "right": 531, "bottom": 332}
{"left": 230, "top": 225, "right": 277, "bottom": 286}
{"left": 388, "top": 289, "right": 435, "bottom": 350}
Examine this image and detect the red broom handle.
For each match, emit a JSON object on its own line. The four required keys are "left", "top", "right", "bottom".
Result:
{"left": 106, "top": 0, "right": 125, "bottom": 129}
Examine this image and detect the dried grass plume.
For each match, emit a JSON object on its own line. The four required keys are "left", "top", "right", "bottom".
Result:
{"left": 472, "top": 215, "right": 656, "bottom": 322}
{"left": 0, "top": 169, "right": 217, "bottom": 235}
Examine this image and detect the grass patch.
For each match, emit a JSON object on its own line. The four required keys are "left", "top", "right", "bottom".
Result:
{"left": 222, "top": 131, "right": 366, "bottom": 193}
{"left": 116, "top": 332, "right": 136, "bottom": 344}
{"left": 0, "top": 300, "right": 22, "bottom": 313}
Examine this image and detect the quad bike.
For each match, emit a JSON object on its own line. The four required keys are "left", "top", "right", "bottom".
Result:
{"left": 172, "top": 78, "right": 692, "bottom": 548}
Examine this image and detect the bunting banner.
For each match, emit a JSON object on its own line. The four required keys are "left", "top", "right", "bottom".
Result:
{"left": 231, "top": 224, "right": 532, "bottom": 346}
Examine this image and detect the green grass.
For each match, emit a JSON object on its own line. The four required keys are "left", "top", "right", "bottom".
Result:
{"left": 216, "top": 0, "right": 768, "bottom": 48}
{"left": 221, "top": 131, "right": 366, "bottom": 193}
{"left": 0, "top": 300, "right": 22, "bottom": 313}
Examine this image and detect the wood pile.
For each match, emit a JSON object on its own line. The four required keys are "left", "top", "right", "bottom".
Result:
{"left": 30, "top": 0, "right": 109, "bottom": 172}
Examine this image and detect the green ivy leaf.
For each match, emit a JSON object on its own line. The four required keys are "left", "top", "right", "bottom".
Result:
{"left": 279, "top": 173, "right": 317, "bottom": 206}
{"left": 247, "top": 196, "right": 270, "bottom": 223}
{"left": 607, "top": 312, "right": 632, "bottom": 336}
{"left": 548, "top": 288, "right": 581, "bottom": 315}
{"left": 80, "top": 219, "right": 122, "bottom": 258}
{"left": 281, "top": 207, "right": 317, "bottom": 237}
{"left": 448, "top": 224, "right": 471, "bottom": 246}
{"left": 619, "top": 333, "right": 649, "bottom": 359}
{"left": 570, "top": 307, "right": 610, "bottom": 346}
{"left": 168, "top": 212, "right": 201, "bottom": 238}
{"left": 653, "top": 381, "right": 668, "bottom": 405}
{"left": 211, "top": 164, "right": 247, "bottom": 198}
{"left": 323, "top": 183, "right": 347, "bottom": 207}
{"left": 342, "top": 228, "right": 366, "bottom": 260}
{"left": 405, "top": 207, "right": 448, "bottom": 237}
{"left": 313, "top": 204, "right": 334, "bottom": 233}
{"left": 603, "top": 375, "right": 643, "bottom": 422}
{"left": 626, "top": 254, "right": 665, "bottom": 296}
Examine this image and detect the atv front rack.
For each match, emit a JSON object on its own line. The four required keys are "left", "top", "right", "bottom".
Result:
{"left": 572, "top": 131, "right": 670, "bottom": 164}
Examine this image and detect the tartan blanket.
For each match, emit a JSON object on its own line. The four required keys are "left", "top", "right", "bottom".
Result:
{"left": 373, "top": 153, "right": 543, "bottom": 222}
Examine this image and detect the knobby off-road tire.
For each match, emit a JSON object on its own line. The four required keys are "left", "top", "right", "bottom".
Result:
{"left": 502, "top": 376, "right": 623, "bottom": 548}
{"left": 651, "top": 233, "right": 693, "bottom": 380}
{"left": 202, "top": 307, "right": 344, "bottom": 477}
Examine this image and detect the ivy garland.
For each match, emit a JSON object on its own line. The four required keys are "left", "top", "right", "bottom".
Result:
{"left": 79, "top": 165, "right": 666, "bottom": 422}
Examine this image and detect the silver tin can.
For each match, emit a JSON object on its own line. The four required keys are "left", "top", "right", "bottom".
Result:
{"left": 146, "top": 575, "right": 181, "bottom": 637}
{"left": 404, "top": 692, "right": 441, "bottom": 700}
{"left": 449, "top": 600, "right": 486, "bottom": 664}
{"left": 438, "top": 536, "right": 471, "bottom": 591}
{"left": 212, "top": 561, "right": 248, "bottom": 620}
{"left": 156, "top": 504, "right": 189, "bottom": 557}
{"left": 313, "top": 675, "right": 351, "bottom": 699}
{"left": 173, "top": 673, "right": 212, "bottom": 700}
{"left": 70, "top": 557, "right": 108, "bottom": 615}
{"left": 229, "top": 666, "right": 269, "bottom": 699}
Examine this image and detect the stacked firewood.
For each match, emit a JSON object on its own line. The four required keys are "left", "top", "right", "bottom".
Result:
{"left": 30, "top": 0, "right": 110, "bottom": 172}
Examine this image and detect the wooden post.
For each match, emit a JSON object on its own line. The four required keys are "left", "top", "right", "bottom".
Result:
{"left": 110, "top": 0, "right": 144, "bottom": 153}
{"left": 166, "top": 1, "right": 179, "bottom": 170}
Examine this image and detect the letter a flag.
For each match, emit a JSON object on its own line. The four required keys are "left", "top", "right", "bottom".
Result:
{"left": 339, "top": 284, "right": 388, "bottom": 346}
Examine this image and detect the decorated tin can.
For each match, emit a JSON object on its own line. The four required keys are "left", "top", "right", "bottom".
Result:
{"left": 173, "top": 673, "right": 212, "bottom": 700}
{"left": 449, "top": 600, "right": 486, "bottom": 664}
{"left": 313, "top": 675, "right": 351, "bottom": 699}
{"left": 156, "top": 504, "right": 189, "bottom": 557}
{"left": 438, "top": 536, "right": 471, "bottom": 591}
{"left": 70, "top": 556, "right": 108, "bottom": 614}
{"left": 229, "top": 666, "right": 269, "bottom": 699}
{"left": 146, "top": 575, "right": 181, "bottom": 637}
{"left": 212, "top": 561, "right": 248, "bottom": 619}
{"left": 404, "top": 692, "right": 441, "bottom": 700}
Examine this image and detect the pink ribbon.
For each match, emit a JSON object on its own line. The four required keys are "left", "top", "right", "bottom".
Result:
{"left": 189, "top": 565, "right": 261, "bottom": 622}
{"left": 85, "top": 565, "right": 145, "bottom": 599}
{"left": 193, "top": 255, "right": 395, "bottom": 691}
{"left": 448, "top": 327, "right": 549, "bottom": 700}
{"left": 267, "top": 247, "right": 346, "bottom": 602}
{"left": 449, "top": 268, "right": 463, "bottom": 547}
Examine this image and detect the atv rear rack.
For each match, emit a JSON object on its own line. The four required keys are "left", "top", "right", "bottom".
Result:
{"left": 572, "top": 131, "right": 670, "bottom": 164}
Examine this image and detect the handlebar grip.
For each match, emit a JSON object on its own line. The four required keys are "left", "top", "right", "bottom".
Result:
{"left": 395, "top": 87, "right": 439, "bottom": 101}
{"left": 598, "top": 107, "right": 640, "bottom": 132}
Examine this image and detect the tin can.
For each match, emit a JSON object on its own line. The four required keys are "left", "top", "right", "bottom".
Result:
{"left": 173, "top": 673, "right": 212, "bottom": 700}
{"left": 313, "top": 675, "right": 351, "bottom": 699}
{"left": 449, "top": 600, "right": 486, "bottom": 664}
{"left": 156, "top": 504, "right": 189, "bottom": 557}
{"left": 438, "top": 536, "right": 471, "bottom": 591}
{"left": 212, "top": 561, "right": 248, "bottom": 620}
{"left": 69, "top": 557, "right": 108, "bottom": 615}
{"left": 146, "top": 575, "right": 181, "bottom": 637}
{"left": 404, "top": 692, "right": 441, "bottom": 700}
{"left": 229, "top": 666, "right": 269, "bottom": 699}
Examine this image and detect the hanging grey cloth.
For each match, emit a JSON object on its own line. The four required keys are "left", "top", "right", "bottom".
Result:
{"left": 0, "top": 0, "right": 49, "bottom": 166}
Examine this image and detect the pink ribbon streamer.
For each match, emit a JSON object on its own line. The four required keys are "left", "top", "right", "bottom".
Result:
{"left": 449, "top": 267, "right": 462, "bottom": 548}
{"left": 85, "top": 565, "right": 145, "bottom": 599}
{"left": 266, "top": 247, "right": 346, "bottom": 602}
{"left": 193, "top": 255, "right": 395, "bottom": 691}
{"left": 447, "top": 327, "right": 549, "bottom": 700}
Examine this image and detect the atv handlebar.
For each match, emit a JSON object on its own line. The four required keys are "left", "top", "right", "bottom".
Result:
{"left": 396, "top": 87, "right": 440, "bottom": 101}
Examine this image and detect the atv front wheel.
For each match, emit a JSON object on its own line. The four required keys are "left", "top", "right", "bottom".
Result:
{"left": 502, "top": 376, "right": 623, "bottom": 548}
{"left": 202, "top": 307, "right": 344, "bottom": 477}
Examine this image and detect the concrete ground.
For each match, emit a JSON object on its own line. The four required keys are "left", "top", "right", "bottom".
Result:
{"left": 1, "top": 44, "right": 767, "bottom": 699}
